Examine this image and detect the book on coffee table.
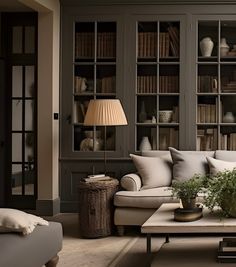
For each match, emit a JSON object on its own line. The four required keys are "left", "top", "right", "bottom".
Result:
{"left": 217, "top": 239, "right": 236, "bottom": 263}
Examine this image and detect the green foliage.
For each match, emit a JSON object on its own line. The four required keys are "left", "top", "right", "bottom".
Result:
{"left": 204, "top": 168, "right": 236, "bottom": 216}
{"left": 171, "top": 174, "right": 204, "bottom": 200}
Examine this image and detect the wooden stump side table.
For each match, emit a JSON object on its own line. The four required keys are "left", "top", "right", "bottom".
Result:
{"left": 78, "top": 178, "right": 119, "bottom": 238}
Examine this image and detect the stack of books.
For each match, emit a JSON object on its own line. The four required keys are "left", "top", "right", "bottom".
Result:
{"left": 82, "top": 174, "right": 111, "bottom": 183}
{"left": 218, "top": 238, "right": 236, "bottom": 263}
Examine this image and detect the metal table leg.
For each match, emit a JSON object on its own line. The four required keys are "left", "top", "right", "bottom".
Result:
{"left": 147, "top": 233, "right": 151, "bottom": 254}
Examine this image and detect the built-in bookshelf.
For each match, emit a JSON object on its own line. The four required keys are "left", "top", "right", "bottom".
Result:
{"left": 73, "top": 21, "right": 117, "bottom": 152}
{"left": 136, "top": 21, "right": 180, "bottom": 151}
{"left": 196, "top": 19, "right": 236, "bottom": 151}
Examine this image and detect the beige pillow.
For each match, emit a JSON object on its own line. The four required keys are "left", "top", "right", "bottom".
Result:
{"left": 130, "top": 154, "right": 172, "bottom": 189}
{"left": 0, "top": 209, "right": 49, "bottom": 235}
{"left": 206, "top": 156, "right": 236, "bottom": 176}
{"left": 169, "top": 147, "right": 210, "bottom": 182}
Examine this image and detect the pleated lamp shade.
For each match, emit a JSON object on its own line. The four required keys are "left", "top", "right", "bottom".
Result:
{"left": 84, "top": 99, "right": 127, "bottom": 126}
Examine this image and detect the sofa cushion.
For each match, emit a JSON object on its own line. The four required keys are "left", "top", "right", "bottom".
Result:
{"left": 130, "top": 154, "right": 172, "bottom": 189}
{"left": 114, "top": 187, "right": 177, "bottom": 208}
{"left": 169, "top": 147, "right": 214, "bottom": 182}
{"left": 0, "top": 209, "right": 48, "bottom": 235}
{"left": 206, "top": 156, "right": 236, "bottom": 176}
{"left": 215, "top": 150, "right": 236, "bottom": 162}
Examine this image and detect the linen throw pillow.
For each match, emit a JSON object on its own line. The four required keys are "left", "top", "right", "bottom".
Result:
{"left": 0, "top": 209, "right": 49, "bottom": 235}
{"left": 206, "top": 156, "right": 236, "bottom": 176}
{"left": 130, "top": 154, "right": 172, "bottom": 189}
{"left": 169, "top": 147, "right": 210, "bottom": 182}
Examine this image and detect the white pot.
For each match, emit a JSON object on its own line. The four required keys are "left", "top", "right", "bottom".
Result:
{"left": 220, "top": 38, "right": 229, "bottom": 57}
{"left": 139, "top": 136, "right": 152, "bottom": 151}
{"left": 200, "top": 37, "right": 214, "bottom": 57}
{"left": 223, "top": 112, "right": 235, "bottom": 123}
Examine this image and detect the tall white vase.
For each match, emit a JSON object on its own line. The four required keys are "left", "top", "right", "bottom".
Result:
{"left": 139, "top": 136, "right": 152, "bottom": 151}
{"left": 200, "top": 37, "right": 214, "bottom": 57}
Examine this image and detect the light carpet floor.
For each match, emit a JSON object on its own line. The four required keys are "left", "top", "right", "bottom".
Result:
{"left": 49, "top": 214, "right": 236, "bottom": 267}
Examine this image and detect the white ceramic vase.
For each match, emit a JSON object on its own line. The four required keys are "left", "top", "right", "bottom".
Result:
{"left": 220, "top": 38, "right": 229, "bottom": 57}
{"left": 200, "top": 37, "right": 214, "bottom": 57}
{"left": 223, "top": 112, "right": 235, "bottom": 123}
{"left": 139, "top": 136, "right": 152, "bottom": 151}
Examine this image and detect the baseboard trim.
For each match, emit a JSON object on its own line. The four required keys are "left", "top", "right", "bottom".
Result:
{"left": 36, "top": 198, "right": 60, "bottom": 216}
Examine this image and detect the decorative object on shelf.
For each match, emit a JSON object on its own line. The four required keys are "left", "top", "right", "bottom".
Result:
{"left": 200, "top": 37, "right": 214, "bottom": 57}
{"left": 220, "top": 38, "right": 230, "bottom": 57}
{"left": 159, "top": 110, "right": 173, "bottom": 123}
{"left": 151, "top": 116, "right": 157, "bottom": 123}
{"left": 84, "top": 99, "right": 127, "bottom": 174}
{"left": 139, "top": 136, "right": 152, "bottom": 151}
{"left": 138, "top": 101, "right": 147, "bottom": 123}
{"left": 80, "top": 137, "right": 103, "bottom": 151}
{"left": 223, "top": 112, "right": 235, "bottom": 123}
{"left": 174, "top": 207, "right": 203, "bottom": 222}
{"left": 80, "top": 131, "right": 103, "bottom": 151}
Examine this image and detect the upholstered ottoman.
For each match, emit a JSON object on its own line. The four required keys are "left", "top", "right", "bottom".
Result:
{"left": 0, "top": 221, "right": 63, "bottom": 267}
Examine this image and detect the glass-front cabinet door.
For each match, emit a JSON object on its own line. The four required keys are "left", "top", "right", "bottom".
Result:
{"left": 135, "top": 18, "right": 183, "bottom": 151}
{"left": 195, "top": 17, "right": 236, "bottom": 150}
{"left": 73, "top": 21, "right": 118, "bottom": 153}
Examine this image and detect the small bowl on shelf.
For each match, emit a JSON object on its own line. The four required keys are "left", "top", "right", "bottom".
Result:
{"left": 159, "top": 110, "right": 173, "bottom": 123}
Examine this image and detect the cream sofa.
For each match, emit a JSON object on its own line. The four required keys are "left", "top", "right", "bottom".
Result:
{"left": 114, "top": 148, "right": 236, "bottom": 234}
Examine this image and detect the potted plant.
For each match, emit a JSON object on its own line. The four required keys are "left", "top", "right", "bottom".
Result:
{"left": 171, "top": 175, "right": 204, "bottom": 209}
{"left": 204, "top": 168, "right": 236, "bottom": 217}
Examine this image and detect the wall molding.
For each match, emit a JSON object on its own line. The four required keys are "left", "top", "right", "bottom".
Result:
{"left": 36, "top": 197, "right": 60, "bottom": 215}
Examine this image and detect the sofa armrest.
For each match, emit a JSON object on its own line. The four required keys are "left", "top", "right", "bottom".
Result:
{"left": 120, "top": 173, "right": 142, "bottom": 191}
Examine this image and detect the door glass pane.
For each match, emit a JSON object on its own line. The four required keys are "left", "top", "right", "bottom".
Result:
{"left": 11, "top": 164, "right": 22, "bottom": 195}
{"left": 12, "top": 100, "right": 22, "bottom": 131}
{"left": 12, "top": 66, "right": 23, "bottom": 97}
{"left": 25, "top": 133, "right": 34, "bottom": 162}
{"left": 12, "top": 133, "right": 22, "bottom": 162}
{"left": 25, "top": 100, "right": 34, "bottom": 131}
{"left": 12, "top": 26, "right": 23, "bottom": 53}
{"left": 25, "top": 26, "right": 35, "bottom": 54}
{"left": 25, "top": 168, "right": 34, "bottom": 195}
{"left": 25, "top": 66, "right": 35, "bottom": 97}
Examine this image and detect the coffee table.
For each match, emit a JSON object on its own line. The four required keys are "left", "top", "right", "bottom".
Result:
{"left": 141, "top": 203, "right": 236, "bottom": 254}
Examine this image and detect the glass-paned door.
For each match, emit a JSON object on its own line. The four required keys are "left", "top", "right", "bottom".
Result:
{"left": 3, "top": 13, "right": 37, "bottom": 209}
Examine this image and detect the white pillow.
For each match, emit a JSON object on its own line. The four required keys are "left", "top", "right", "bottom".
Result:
{"left": 0, "top": 209, "right": 49, "bottom": 235}
{"left": 206, "top": 156, "right": 236, "bottom": 176}
{"left": 169, "top": 147, "right": 210, "bottom": 182}
{"left": 130, "top": 154, "right": 172, "bottom": 189}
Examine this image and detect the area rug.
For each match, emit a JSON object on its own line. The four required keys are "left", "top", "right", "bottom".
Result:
{"left": 152, "top": 237, "right": 236, "bottom": 267}
{"left": 114, "top": 236, "right": 236, "bottom": 267}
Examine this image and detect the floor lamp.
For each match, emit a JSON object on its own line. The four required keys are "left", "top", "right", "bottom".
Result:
{"left": 83, "top": 99, "right": 127, "bottom": 175}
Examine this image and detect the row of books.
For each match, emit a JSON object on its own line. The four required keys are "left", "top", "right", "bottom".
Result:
{"left": 197, "top": 104, "right": 217, "bottom": 123}
{"left": 159, "top": 76, "right": 179, "bottom": 93}
{"left": 97, "top": 76, "right": 116, "bottom": 93}
{"left": 75, "top": 32, "right": 116, "bottom": 58}
{"left": 221, "top": 133, "right": 236, "bottom": 150}
{"left": 74, "top": 76, "right": 115, "bottom": 94}
{"left": 197, "top": 128, "right": 217, "bottom": 151}
{"left": 137, "top": 75, "right": 179, "bottom": 93}
{"left": 137, "top": 26, "right": 179, "bottom": 58}
{"left": 197, "top": 75, "right": 218, "bottom": 93}
{"left": 159, "top": 127, "right": 179, "bottom": 150}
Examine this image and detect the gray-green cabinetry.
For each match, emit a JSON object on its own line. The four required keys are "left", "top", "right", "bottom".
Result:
{"left": 60, "top": 4, "right": 236, "bottom": 211}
